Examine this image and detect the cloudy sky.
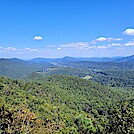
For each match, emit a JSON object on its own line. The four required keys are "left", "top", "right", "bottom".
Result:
{"left": 0, "top": 0, "right": 134, "bottom": 59}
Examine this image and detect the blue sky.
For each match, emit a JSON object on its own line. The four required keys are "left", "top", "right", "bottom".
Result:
{"left": 0, "top": 0, "right": 134, "bottom": 58}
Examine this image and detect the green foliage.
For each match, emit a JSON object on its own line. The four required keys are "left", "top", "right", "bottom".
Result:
{"left": 0, "top": 75, "right": 134, "bottom": 133}
{"left": 0, "top": 58, "right": 50, "bottom": 78}
{"left": 106, "top": 99, "right": 134, "bottom": 134}
{"left": 91, "top": 70, "right": 134, "bottom": 88}
{"left": 0, "top": 105, "right": 41, "bottom": 134}
{"left": 75, "top": 115, "right": 96, "bottom": 133}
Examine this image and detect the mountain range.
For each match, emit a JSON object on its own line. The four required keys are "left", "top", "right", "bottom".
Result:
{"left": 30, "top": 55, "right": 134, "bottom": 63}
{"left": 0, "top": 54, "right": 134, "bottom": 78}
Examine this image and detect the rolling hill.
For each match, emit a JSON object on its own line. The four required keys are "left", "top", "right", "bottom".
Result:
{"left": 0, "top": 58, "right": 45, "bottom": 78}
{"left": 0, "top": 75, "right": 134, "bottom": 133}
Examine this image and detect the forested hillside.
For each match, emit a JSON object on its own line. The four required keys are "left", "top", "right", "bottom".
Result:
{"left": 0, "top": 75, "right": 134, "bottom": 133}
{"left": 0, "top": 58, "right": 54, "bottom": 78}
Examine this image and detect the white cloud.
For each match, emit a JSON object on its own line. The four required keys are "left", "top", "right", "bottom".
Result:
{"left": 59, "top": 36, "right": 122, "bottom": 50}
{"left": 108, "top": 43, "right": 122, "bottom": 47}
{"left": 59, "top": 39, "right": 123, "bottom": 51}
{"left": 57, "top": 47, "right": 61, "bottom": 50}
{"left": 124, "top": 41, "right": 134, "bottom": 46}
{"left": 33, "top": 36, "right": 43, "bottom": 40}
{"left": 97, "top": 46, "right": 108, "bottom": 49}
{"left": 30, "top": 49, "right": 39, "bottom": 52}
{"left": 5, "top": 47, "right": 16, "bottom": 51}
{"left": 0, "top": 47, "right": 4, "bottom": 50}
{"left": 95, "top": 37, "right": 107, "bottom": 42}
{"left": 95, "top": 37, "right": 122, "bottom": 42}
{"left": 61, "top": 42, "right": 91, "bottom": 50}
{"left": 123, "top": 28, "right": 134, "bottom": 35}
{"left": 25, "top": 48, "right": 31, "bottom": 51}
{"left": 24, "top": 48, "right": 39, "bottom": 52}
{"left": 109, "top": 38, "right": 122, "bottom": 41}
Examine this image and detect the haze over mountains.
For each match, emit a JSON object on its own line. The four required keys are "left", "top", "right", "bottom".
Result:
{"left": 31, "top": 56, "right": 122, "bottom": 63}
{"left": 0, "top": 54, "right": 134, "bottom": 79}
{"left": 1, "top": 54, "right": 132, "bottom": 62}
{"left": 29, "top": 54, "right": 134, "bottom": 62}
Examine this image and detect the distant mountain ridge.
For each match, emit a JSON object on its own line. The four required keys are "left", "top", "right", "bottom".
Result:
{"left": 31, "top": 56, "right": 124, "bottom": 62}
{"left": 3, "top": 55, "right": 133, "bottom": 63}
{"left": 0, "top": 54, "right": 134, "bottom": 78}
{"left": 115, "top": 55, "right": 134, "bottom": 62}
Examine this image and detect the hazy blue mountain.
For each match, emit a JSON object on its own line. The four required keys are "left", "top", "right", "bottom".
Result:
{"left": 54, "top": 56, "right": 78, "bottom": 63}
{"left": 115, "top": 55, "right": 134, "bottom": 62}
{"left": 30, "top": 56, "right": 124, "bottom": 63}
{"left": 77, "top": 57, "right": 123, "bottom": 62}
{"left": 30, "top": 58, "right": 55, "bottom": 63}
